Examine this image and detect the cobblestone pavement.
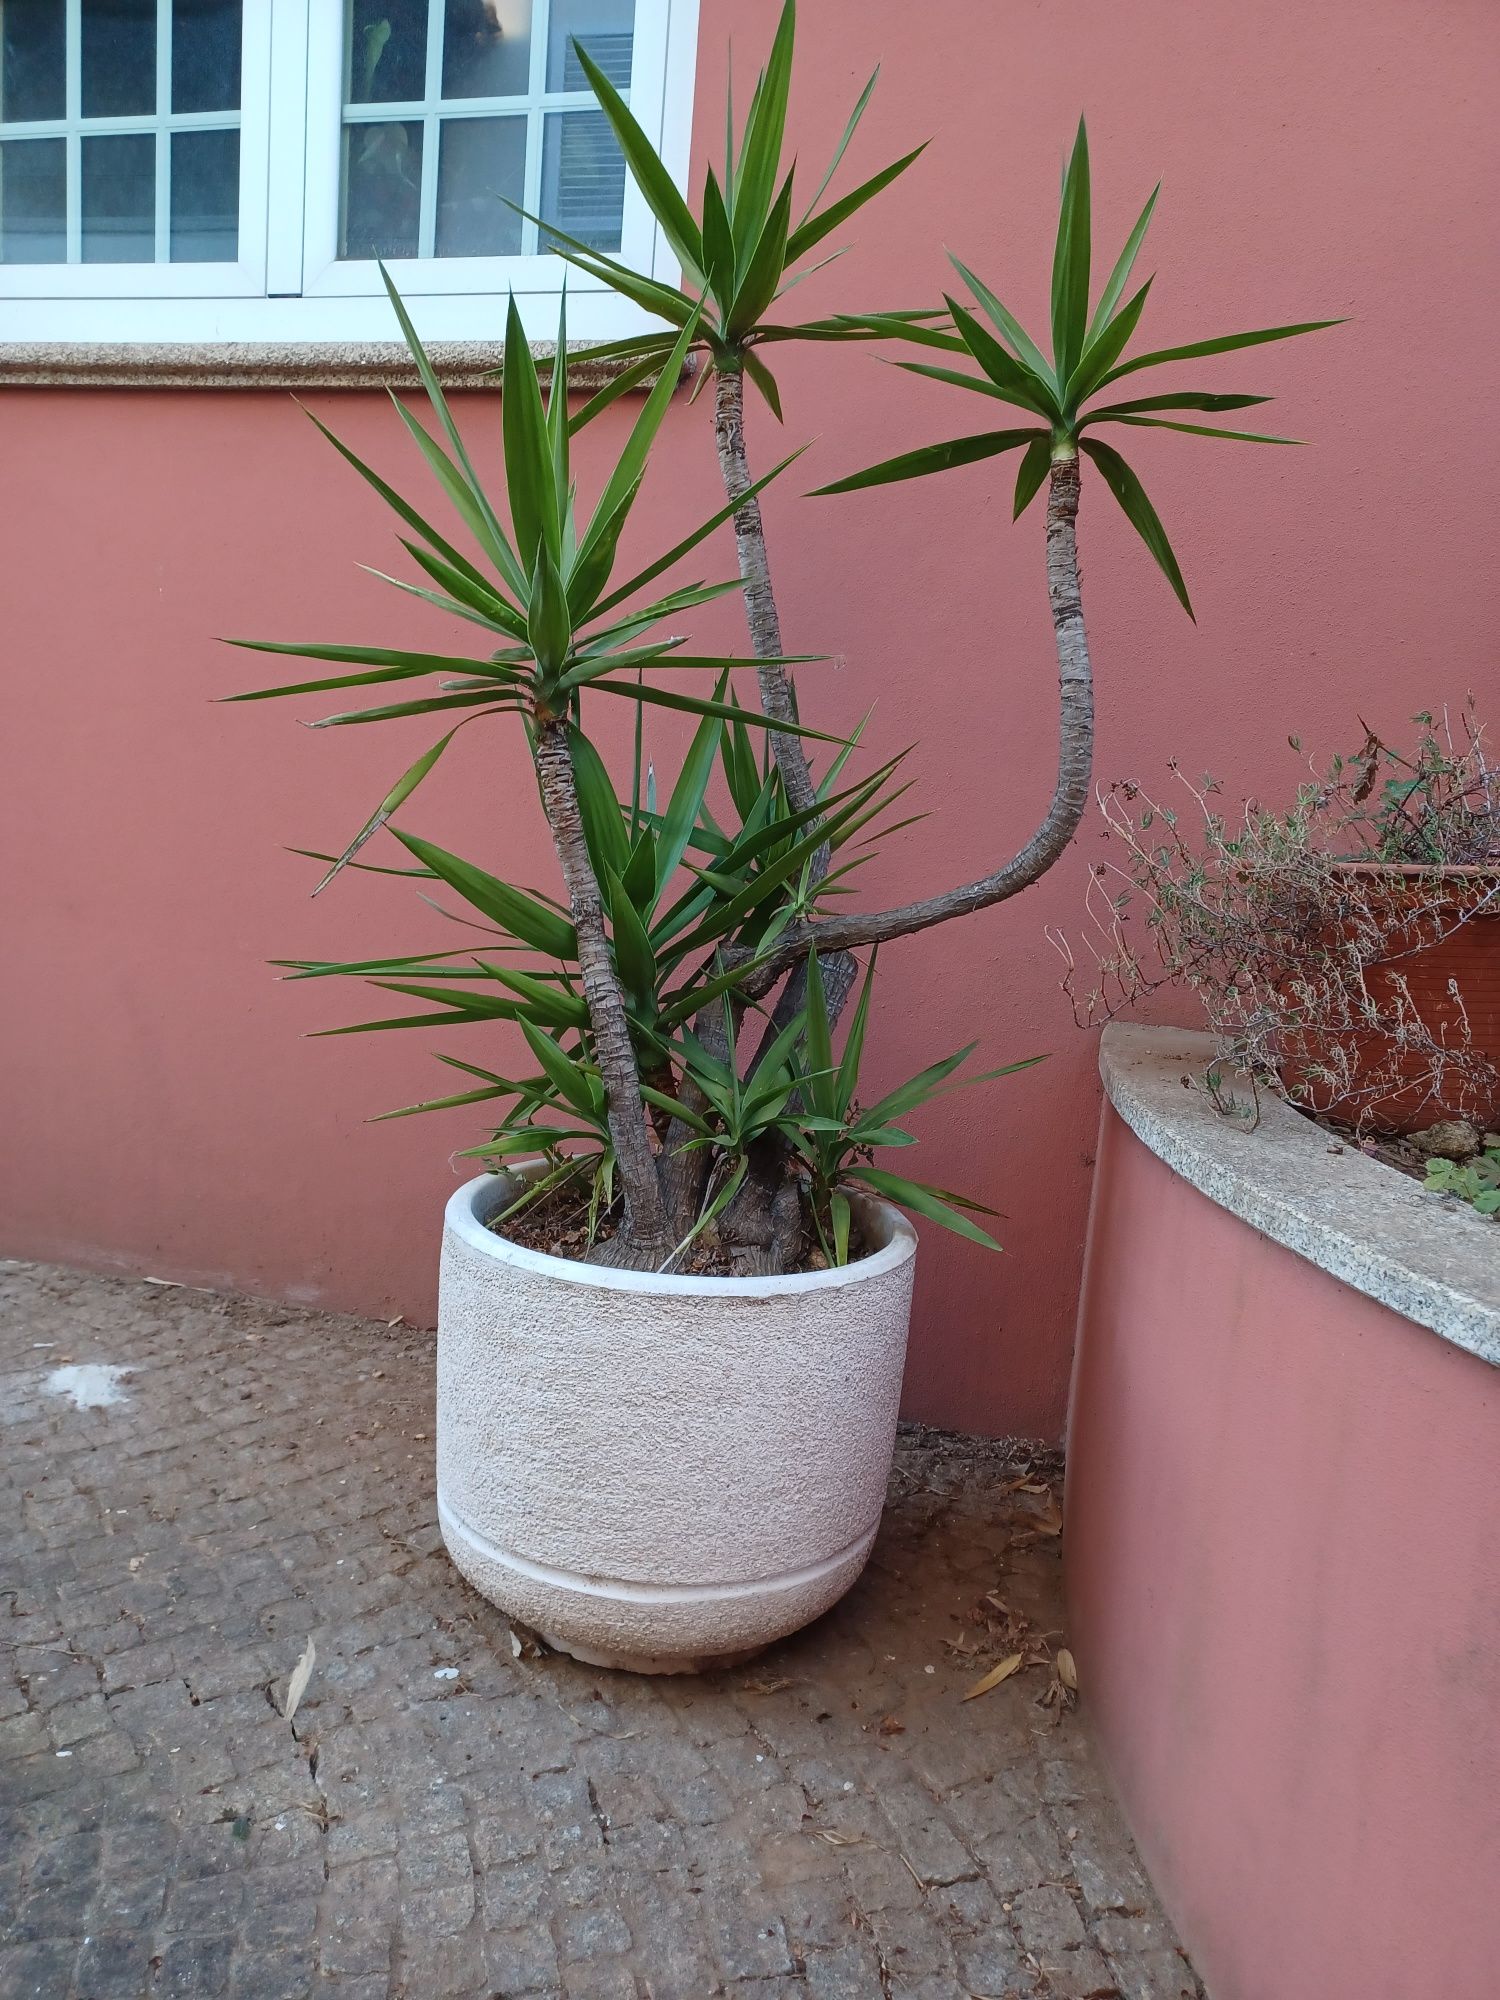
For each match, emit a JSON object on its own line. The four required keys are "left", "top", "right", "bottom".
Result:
{"left": 1, "top": 1260, "right": 1200, "bottom": 2000}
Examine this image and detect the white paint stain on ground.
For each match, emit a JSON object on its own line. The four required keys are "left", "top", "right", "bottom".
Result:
{"left": 44, "top": 1364, "right": 133, "bottom": 1409}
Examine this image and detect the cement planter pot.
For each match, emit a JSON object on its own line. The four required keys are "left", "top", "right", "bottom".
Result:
{"left": 435, "top": 1169, "right": 918, "bottom": 1674}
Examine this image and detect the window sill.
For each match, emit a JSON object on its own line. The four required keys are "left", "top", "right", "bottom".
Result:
{"left": 0, "top": 340, "right": 663, "bottom": 391}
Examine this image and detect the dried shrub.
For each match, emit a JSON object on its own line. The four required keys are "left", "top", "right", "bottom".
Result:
{"left": 1057, "top": 705, "right": 1500, "bottom": 1128}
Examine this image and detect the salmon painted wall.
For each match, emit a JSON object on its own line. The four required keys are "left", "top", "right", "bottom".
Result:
{"left": 2, "top": 0, "right": 1497, "bottom": 1436}
{"left": 1066, "top": 1107, "right": 1500, "bottom": 1999}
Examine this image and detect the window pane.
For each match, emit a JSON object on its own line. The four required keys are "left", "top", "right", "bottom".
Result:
{"left": 442, "top": 0, "right": 531, "bottom": 100}
{"left": 172, "top": 0, "right": 242, "bottom": 113}
{"left": 541, "top": 109, "right": 624, "bottom": 252}
{"left": 341, "top": 120, "right": 423, "bottom": 258}
{"left": 82, "top": 133, "right": 156, "bottom": 262}
{"left": 0, "top": 136, "right": 64, "bottom": 262}
{"left": 170, "top": 126, "right": 237, "bottom": 260}
{"left": 546, "top": 0, "right": 633, "bottom": 91}
{"left": 435, "top": 115, "right": 523, "bottom": 256}
{"left": 348, "top": 0, "right": 429, "bottom": 105}
{"left": 0, "top": 0, "right": 66, "bottom": 122}
{"left": 82, "top": 0, "right": 156, "bottom": 118}
{"left": 82, "top": 132, "right": 156, "bottom": 262}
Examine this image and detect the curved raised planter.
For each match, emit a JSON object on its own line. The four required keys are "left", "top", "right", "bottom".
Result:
{"left": 436, "top": 1170, "right": 918, "bottom": 1674}
{"left": 1066, "top": 1025, "right": 1499, "bottom": 2000}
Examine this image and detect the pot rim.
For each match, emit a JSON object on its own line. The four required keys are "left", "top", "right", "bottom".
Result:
{"left": 445, "top": 1167, "right": 918, "bottom": 1299}
{"left": 1329, "top": 859, "right": 1500, "bottom": 883}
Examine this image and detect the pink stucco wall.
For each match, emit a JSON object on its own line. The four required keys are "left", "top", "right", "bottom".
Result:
{"left": 1066, "top": 1106, "right": 1500, "bottom": 2000}
{"left": 3, "top": 1, "right": 1498, "bottom": 1435}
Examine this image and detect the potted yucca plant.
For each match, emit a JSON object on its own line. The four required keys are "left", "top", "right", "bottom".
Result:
{"left": 232, "top": 2, "right": 1329, "bottom": 1670}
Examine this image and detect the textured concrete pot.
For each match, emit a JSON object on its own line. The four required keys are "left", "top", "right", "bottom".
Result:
{"left": 436, "top": 1170, "right": 918, "bottom": 1674}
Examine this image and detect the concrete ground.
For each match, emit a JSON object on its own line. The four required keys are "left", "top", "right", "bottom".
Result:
{"left": 0, "top": 1260, "right": 1200, "bottom": 2000}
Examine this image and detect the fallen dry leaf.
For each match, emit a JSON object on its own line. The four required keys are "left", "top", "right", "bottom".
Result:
{"left": 282, "top": 1638, "right": 316, "bottom": 1723}
{"left": 961, "top": 1652, "right": 1025, "bottom": 1702}
{"left": 877, "top": 1714, "right": 906, "bottom": 1737}
{"left": 1056, "top": 1648, "right": 1078, "bottom": 1691}
{"left": 739, "top": 1674, "right": 798, "bottom": 1695}
{"left": 1028, "top": 1496, "right": 1064, "bottom": 1536}
{"left": 508, "top": 1624, "right": 546, "bottom": 1661}
{"left": 809, "top": 1828, "right": 866, "bottom": 1847}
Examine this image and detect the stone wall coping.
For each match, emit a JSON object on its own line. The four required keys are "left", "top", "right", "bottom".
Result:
{"left": 0, "top": 341, "right": 661, "bottom": 392}
{"left": 1098, "top": 1023, "right": 1500, "bottom": 1367}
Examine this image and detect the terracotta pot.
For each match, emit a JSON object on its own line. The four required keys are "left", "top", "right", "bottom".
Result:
{"left": 435, "top": 1167, "right": 918, "bottom": 1674}
{"left": 1277, "top": 864, "right": 1500, "bottom": 1132}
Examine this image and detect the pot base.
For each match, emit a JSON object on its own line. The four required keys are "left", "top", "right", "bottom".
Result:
{"left": 537, "top": 1633, "right": 767, "bottom": 1677}
{"left": 438, "top": 1491, "right": 879, "bottom": 1674}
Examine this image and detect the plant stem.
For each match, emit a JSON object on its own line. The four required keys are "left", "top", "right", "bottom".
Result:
{"left": 713, "top": 357, "right": 855, "bottom": 1044}
{"left": 740, "top": 451, "right": 1095, "bottom": 986}
{"left": 712, "top": 362, "right": 823, "bottom": 828}
{"left": 532, "top": 717, "right": 673, "bottom": 1263}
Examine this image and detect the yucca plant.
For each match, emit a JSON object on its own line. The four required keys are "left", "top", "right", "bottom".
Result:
{"left": 789, "top": 952, "right": 1043, "bottom": 1264}
{"left": 237, "top": 11, "right": 1329, "bottom": 1278}
{"left": 230, "top": 280, "right": 848, "bottom": 1265}
{"left": 564, "top": 40, "right": 1334, "bottom": 986}
{"left": 524, "top": 0, "right": 926, "bottom": 852}
{"left": 820, "top": 117, "right": 1338, "bottom": 618}
{"left": 230, "top": 271, "right": 1008, "bottom": 1270}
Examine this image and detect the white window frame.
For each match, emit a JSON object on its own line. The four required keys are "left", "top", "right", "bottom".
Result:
{"left": 0, "top": 0, "right": 271, "bottom": 299}
{"left": 0, "top": 0, "right": 698, "bottom": 346}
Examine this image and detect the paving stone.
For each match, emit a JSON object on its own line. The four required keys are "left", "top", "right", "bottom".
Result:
{"left": 1108, "top": 1949, "right": 1200, "bottom": 2000}
{"left": 224, "top": 1944, "right": 321, "bottom": 2000}
{"left": 1049, "top": 1945, "right": 1123, "bottom": 1997}
{"left": 894, "top": 1813, "right": 979, "bottom": 1886}
{"left": 955, "top": 1926, "right": 1038, "bottom": 1996}
{"left": 1, "top": 1937, "right": 78, "bottom": 1998}
{"left": 1065, "top": 1816, "right": 1156, "bottom": 1916}
{"left": 559, "top": 1902, "right": 633, "bottom": 1959}
{"left": 978, "top": 1824, "right": 1063, "bottom": 1896}
{"left": 706, "top": 1901, "right": 794, "bottom": 1980}
{"left": 154, "top": 1934, "right": 235, "bottom": 1995}
{"left": 804, "top": 1938, "right": 886, "bottom": 1998}
{"left": 555, "top": 1961, "right": 639, "bottom": 2000}
{"left": 867, "top": 1903, "right": 956, "bottom": 1984}
{"left": 0, "top": 1261, "right": 1200, "bottom": 2000}
{"left": 484, "top": 1923, "right": 562, "bottom": 1993}
{"left": 73, "top": 1932, "right": 156, "bottom": 1999}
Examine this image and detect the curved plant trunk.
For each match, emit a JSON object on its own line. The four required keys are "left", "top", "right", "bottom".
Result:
{"left": 742, "top": 450, "right": 1095, "bottom": 987}
{"left": 668, "top": 441, "right": 1096, "bottom": 1276}
{"left": 532, "top": 718, "right": 673, "bottom": 1267}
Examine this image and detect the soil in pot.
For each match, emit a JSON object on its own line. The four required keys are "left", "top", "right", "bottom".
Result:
{"left": 487, "top": 1173, "right": 875, "bottom": 1275}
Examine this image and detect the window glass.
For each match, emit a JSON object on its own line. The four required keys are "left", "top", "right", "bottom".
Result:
{"left": 340, "top": 0, "right": 632, "bottom": 260}
{"left": 0, "top": 1, "right": 66, "bottom": 123}
{"left": 81, "top": 133, "right": 156, "bottom": 264}
{"left": 443, "top": 0, "right": 532, "bottom": 100}
{"left": 82, "top": 0, "right": 157, "bottom": 120}
{"left": 546, "top": 0, "right": 632, "bottom": 91}
{"left": 436, "top": 115, "right": 526, "bottom": 256}
{"left": 0, "top": 0, "right": 243, "bottom": 266}
{"left": 0, "top": 135, "right": 65, "bottom": 262}
{"left": 342, "top": 120, "right": 424, "bottom": 260}
{"left": 541, "top": 108, "right": 624, "bottom": 251}
{"left": 170, "top": 126, "right": 239, "bottom": 261}
{"left": 348, "top": 0, "right": 429, "bottom": 105}
{"left": 172, "top": 0, "right": 242, "bottom": 114}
